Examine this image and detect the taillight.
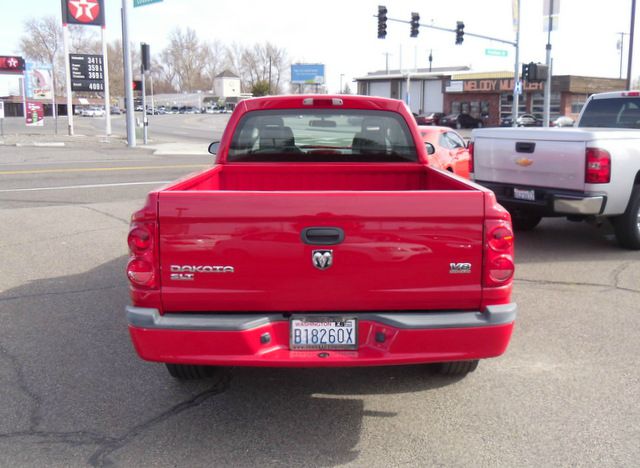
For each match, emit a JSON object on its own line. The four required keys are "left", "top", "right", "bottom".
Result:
{"left": 128, "top": 227, "right": 151, "bottom": 253}
{"left": 585, "top": 148, "right": 611, "bottom": 184}
{"left": 484, "top": 220, "right": 515, "bottom": 287}
{"left": 468, "top": 141, "right": 474, "bottom": 174}
{"left": 127, "top": 259, "right": 155, "bottom": 286}
{"left": 127, "top": 203, "right": 159, "bottom": 289}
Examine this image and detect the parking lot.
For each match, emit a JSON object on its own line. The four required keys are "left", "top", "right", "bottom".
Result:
{"left": 0, "top": 115, "right": 639, "bottom": 467}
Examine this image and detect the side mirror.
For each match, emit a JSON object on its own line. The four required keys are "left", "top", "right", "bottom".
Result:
{"left": 208, "top": 141, "right": 220, "bottom": 155}
{"left": 425, "top": 142, "right": 436, "bottom": 155}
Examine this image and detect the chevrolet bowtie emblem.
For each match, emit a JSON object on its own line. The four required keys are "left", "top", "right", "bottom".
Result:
{"left": 515, "top": 157, "right": 534, "bottom": 167}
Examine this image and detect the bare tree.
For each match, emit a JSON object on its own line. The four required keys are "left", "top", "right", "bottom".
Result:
{"left": 19, "top": 16, "right": 62, "bottom": 94}
{"left": 201, "top": 40, "right": 225, "bottom": 90}
{"left": 162, "top": 28, "right": 208, "bottom": 92}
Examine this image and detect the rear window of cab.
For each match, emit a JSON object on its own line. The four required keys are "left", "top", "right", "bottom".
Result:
{"left": 227, "top": 109, "right": 418, "bottom": 162}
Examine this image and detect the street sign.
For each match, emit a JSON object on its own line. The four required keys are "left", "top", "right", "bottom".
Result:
{"left": 134, "top": 0, "right": 163, "bottom": 7}
{"left": 0, "top": 101, "right": 4, "bottom": 119}
{"left": 485, "top": 48, "right": 508, "bottom": 57}
{"left": 70, "top": 54, "right": 105, "bottom": 92}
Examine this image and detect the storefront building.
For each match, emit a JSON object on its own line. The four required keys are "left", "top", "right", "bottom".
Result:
{"left": 444, "top": 72, "right": 626, "bottom": 126}
{"left": 356, "top": 68, "right": 626, "bottom": 126}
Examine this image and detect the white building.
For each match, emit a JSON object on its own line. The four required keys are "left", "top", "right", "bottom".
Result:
{"left": 214, "top": 70, "right": 241, "bottom": 98}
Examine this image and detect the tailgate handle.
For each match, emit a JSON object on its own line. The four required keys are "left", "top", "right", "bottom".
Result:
{"left": 301, "top": 227, "right": 344, "bottom": 245}
{"left": 515, "top": 142, "right": 536, "bottom": 153}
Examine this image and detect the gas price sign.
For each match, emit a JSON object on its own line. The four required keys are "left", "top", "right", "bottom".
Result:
{"left": 69, "top": 54, "right": 105, "bottom": 92}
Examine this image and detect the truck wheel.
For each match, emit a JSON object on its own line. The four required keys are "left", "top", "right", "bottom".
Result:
{"left": 511, "top": 212, "right": 542, "bottom": 231}
{"left": 437, "top": 360, "right": 479, "bottom": 376}
{"left": 613, "top": 186, "right": 640, "bottom": 249}
{"left": 165, "top": 363, "right": 220, "bottom": 380}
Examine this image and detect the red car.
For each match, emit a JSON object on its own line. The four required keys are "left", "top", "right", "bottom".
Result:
{"left": 419, "top": 126, "right": 471, "bottom": 178}
{"left": 126, "top": 95, "right": 516, "bottom": 380}
{"left": 414, "top": 112, "right": 444, "bottom": 126}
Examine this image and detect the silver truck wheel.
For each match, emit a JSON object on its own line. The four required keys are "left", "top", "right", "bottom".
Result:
{"left": 613, "top": 186, "right": 640, "bottom": 250}
{"left": 511, "top": 212, "right": 542, "bottom": 231}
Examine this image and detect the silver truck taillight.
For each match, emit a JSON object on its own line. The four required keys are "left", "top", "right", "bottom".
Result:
{"left": 585, "top": 148, "right": 611, "bottom": 184}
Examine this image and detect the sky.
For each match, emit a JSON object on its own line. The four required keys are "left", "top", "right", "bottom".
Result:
{"left": 0, "top": 0, "right": 638, "bottom": 95}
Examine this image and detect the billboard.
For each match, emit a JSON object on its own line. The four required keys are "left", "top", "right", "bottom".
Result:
{"left": 25, "top": 63, "right": 53, "bottom": 99}
{"left": 291, "top": 63, "right": 325, "bottom": 85}
{"left": 25, "top": 101, "right": 44, "bottom": 127}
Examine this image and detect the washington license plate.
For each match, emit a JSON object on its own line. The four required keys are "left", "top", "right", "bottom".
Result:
{"left": 290, "top": 317, "right": 357, "bottom": 350}
{"left": 514, "top": 188, "right": 535, "bottom": 201}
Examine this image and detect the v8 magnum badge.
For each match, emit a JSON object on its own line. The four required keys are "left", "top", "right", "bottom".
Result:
{"left": 312, "top": 250, "right": 333, "bottom": 270}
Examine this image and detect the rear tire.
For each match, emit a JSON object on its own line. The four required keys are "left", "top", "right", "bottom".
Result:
{"left": 613, "top": 186, "right": 640, "bottom": 249}
{"left": 511, "top": 212, "right": 542, "bottom": 231}
{"left": 165, "top": 363, "right": 220, "bottom": 380}
{"left": 437, "top": 360, "right": 479, "bottom": 376}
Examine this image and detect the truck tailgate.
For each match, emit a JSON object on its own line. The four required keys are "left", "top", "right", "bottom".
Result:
{"left": 473, "top": 129, "right": 587, "bottom": 191}
{"left": 158, "top": 191, "right": 485, "bottom": 312}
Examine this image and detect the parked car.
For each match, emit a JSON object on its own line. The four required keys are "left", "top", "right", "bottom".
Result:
{"left": 125, "top": 94, "right": 517, "bottom": 380}
{"left": 110, "top": 106, "right": 122, "bottom": 115}
{"left": 500, "top": 116, "right": 513, "bottom": 127}
{"left": 414, "top": 112, "right": 445, "bottom": 126}
{"left": 440, "top": 113, "right": 484, "bottom": 129}
{"left": 472, "top": 90, "right": 640, "bottom": 249}
{"left": 515, "top": 114, "right": 542, "bottom": 127}
{"left": 81, "top": 106, "right": 105, "bottom": 117}
{"left": 551, "top": 115, "right": 575, "bottom": 127}
{"left": 419, "top": 125, "right": 471, "bottom": 178}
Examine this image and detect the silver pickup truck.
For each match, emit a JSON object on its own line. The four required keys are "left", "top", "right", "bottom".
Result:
{"left": 471, "top": 91, "right": 640, "bottom": 249}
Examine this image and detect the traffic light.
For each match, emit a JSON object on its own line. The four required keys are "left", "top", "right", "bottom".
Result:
{"left": 141, "top": 43, "right": 151, "bottom": 72}
{"left": 521, "top": 63, "right": 530, "bottom": 81}
{"left": 455, "top": 21, "right": 464, "bottom": 45}
{"left": 132, "top": 80, "right": 143, "bottom": 91}
{"left": 529, "top": 63, "right": 549, "bottom": 81}
{"left": 377, "top": 5, "right": 387, "bottom": 39}
{"left": 410, "top": 12, "right": 420, "bottom": 38}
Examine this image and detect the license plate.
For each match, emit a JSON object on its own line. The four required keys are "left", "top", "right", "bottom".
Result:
{"left": 290, "top": 317, "right": 357, "bottom": 350}
{"left": 513, "top": 188, "right": 535, "bottom": 201}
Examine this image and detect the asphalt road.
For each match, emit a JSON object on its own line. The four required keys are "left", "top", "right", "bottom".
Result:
{"left": 0, "top": 122, "right": 639, "bottom": 467}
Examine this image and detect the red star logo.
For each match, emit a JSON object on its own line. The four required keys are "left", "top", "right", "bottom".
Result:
{"left": 68, "top": 0, "right": 100, "bottom": 23}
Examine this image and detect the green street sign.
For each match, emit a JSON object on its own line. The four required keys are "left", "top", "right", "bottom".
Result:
{"left": 134, "top": 0, "right": 163, "bottom": 7}
{"left": 485, "top": 48, "right": 508, "bottom": 57}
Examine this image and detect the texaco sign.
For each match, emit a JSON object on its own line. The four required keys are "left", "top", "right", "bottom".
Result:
{"left": 61, "top": 0, "right": 105, "bottom": 26}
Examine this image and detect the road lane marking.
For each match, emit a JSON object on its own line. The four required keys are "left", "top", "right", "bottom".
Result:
{"left": 0, "top": 164, "right": 206, "bottom": 175}
{"left": 0, "top": 181, "right": 171, "bottom": 193}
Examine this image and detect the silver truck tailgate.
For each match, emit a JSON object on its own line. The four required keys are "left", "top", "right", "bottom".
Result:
{"left": 473, "top": 130, "right": 587, "bottom": 191}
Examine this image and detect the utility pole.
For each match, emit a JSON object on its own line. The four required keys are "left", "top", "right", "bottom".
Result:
{"left": 626, "top": 0, "right": 636, "bottom": 90}
{"left": 617, "top": 32, "right": 627, "bottom": 79}
{"left": 121, "top": 1, "right": 135, "bottom": 147}
{"left": 543, "top": 0, "right": 554, "bottom": 127}
{"left": 512, "top": 0, "right": 521, "bottom": 125}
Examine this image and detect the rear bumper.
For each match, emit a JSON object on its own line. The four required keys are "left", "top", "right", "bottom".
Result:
{"left": 477, "top": 181, "right": 606, "bottom": 216}
{"left": 126, "top": 304, "right": 517, "bottom": 367}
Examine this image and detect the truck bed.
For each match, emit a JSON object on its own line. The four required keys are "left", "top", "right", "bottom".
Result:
{"left": 157, "top": 163, "right": 486, "bottom": 313}
{"left": 166, "top": 163, "right": 474, "bottom": 192}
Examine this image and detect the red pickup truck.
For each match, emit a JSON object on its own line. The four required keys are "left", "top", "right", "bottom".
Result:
{"left": 126, "top": 95, "right": 516, "bottom": 380}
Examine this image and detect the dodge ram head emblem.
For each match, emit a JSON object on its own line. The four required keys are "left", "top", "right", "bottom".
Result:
{"left": 312, "top": 250, "right": 333, "bottom": 270}
{"left": 515, "top": 157, "right": 534, "bottom": 167}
